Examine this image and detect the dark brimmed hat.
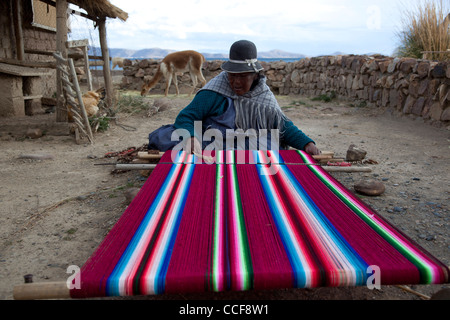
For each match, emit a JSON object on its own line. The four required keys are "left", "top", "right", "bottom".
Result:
{"left": 221, "top": 40, "right": 264, "bottom": 73}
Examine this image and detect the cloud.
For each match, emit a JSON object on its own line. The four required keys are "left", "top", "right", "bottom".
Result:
{"left": 70, "top": 0, "right": 406, "bottom": 56}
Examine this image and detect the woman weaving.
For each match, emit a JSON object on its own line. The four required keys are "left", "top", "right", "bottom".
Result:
{"left": 148, "top": 40, "right": 321, "bottom": 156}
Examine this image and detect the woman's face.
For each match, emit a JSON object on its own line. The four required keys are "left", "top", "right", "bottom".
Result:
{"left": 227, "top": 72, "right": 258, "bottom": 96}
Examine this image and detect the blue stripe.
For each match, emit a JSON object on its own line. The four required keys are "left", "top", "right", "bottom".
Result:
{"left": 106, "top": 152, "right": 185, "bottom": 296}
{"left": 253, "top": 151, "right": 307, "bottom": 287}
{"left": 280, "top": 162, "right": 369, "bottom": 285}
{"left": 154, "top": 163, "right": 196, "bottom": 294}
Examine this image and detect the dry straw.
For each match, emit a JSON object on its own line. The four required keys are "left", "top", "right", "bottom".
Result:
{"left": 396, "top": 0, "right": 450, "bottom": 61}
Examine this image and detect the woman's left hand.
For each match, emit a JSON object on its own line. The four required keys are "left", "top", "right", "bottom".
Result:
{"left": 304, "top": 142, "right": 321, "bottom": 156}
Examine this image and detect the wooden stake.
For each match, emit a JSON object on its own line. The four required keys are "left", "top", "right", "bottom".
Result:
{"left": 56, "top": 0, "right": 68, "bottom": 122}
{"left": 138, "top": 152, "right": 164, "bottom": 159}
{"left": 13, "top": 282, "right": 70, "bottom": 300}
{"left": 116, "top": 164, "right": 157, "bottom": 170}
{"left": 395, "top": 285, "right": 431, "bottom": 300}
{"left": 323, "top": 166, "right": 372, "bottom": 173}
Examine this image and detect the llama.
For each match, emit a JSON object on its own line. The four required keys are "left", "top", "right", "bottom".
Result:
{"left": 140, "top": 50, "right": 207, "bottom": 96}
{"left": 112, "top": 57, "right": 124, "bottom": 69}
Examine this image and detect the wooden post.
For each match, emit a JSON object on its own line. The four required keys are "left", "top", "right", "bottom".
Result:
{"left": 56, "top": 0, "right": 68, "bottom": 122}
{"left": 12, "top": 0, "right": 24, "bottom": 60}
{"left": 98, "top": 18, "right": 113, "bottom": 108}
{"left": 8, "top": 0, "right": 17, "bottom": 58}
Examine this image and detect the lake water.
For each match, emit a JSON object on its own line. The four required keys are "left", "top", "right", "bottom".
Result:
{"left": 91, "top": 57, "right": 304, "bottom": 70}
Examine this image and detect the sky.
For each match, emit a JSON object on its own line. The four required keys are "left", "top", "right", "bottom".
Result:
{"left": 69, "top": 0, "right": 416, "bottom": 57}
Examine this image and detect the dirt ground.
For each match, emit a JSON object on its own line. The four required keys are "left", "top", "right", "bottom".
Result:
{"left": 0, "top": 77, "right": 449, "bottom": 301}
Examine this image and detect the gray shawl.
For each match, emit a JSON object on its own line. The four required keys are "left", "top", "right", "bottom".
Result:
{"left": 200, "top": 71, "right": 288, "bottom": 133}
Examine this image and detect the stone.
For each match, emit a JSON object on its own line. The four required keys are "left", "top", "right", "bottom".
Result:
{"left": 124, "top": 188, "right": 140, "bottom": 205}
{"left": 431, "top": 288, "right": 450, "bottom": 300}
{"left": 385, "top": 75, "right": 395, "bottom": 88}
{"left": 138, "top": 59, "right": 150, "bottom": 68}
{"left": 387, "top": 58, "right": 399, "bottom": 73}
{"left": 418, "top": 79, "right": 429, "bottom": 96}
{"left": 354, "top": 180, "right": 386, "bottom": 196}
{"left": 438, "top": 83, "right": 448, "bottom": 105}
{"left": 382, "top": 88, "right": 390, "bottom": 107}
{"left": 417, "top": 61, "right": 430, "bottom": 77}
{"left": 431, "top": 62, "right": 446, "bottom": 78}
{"left": 441, "top": 107, "right": 450, "bottom": 121}
{"left": 411, "top": 97, "right": 425, "bottom": 116}
{"left": 430, "top": 102, "right": 443, "bottom": 121}
{"left": 135, "top": 68, "right": 145, "bottom": 77}
{"left": 368, "top": 60, "right": 379, "bottom": 71}
{"left": 408, "top": 77, "right": 420, "bottom": 98}
{"left": 290, "top": 70, "right": 301, "bottom": 84}
{"left": 378, "top": 60, "right": 391, "bottom": 73}
{"left": 389, "top": 89, "right": 399, "bottom": 108}
{"left": 26, "top": 128, "right": 43, "bottom": 139}
{"left": 399, "top": 58, "right": 416, "bottom": 73}
{"left": 123, "top": 59, "right": 132, "bottom": 67}
{"left": 403, "top": 95, "right": 416, "bottom": 114}
{"left": 346, "top": 144, "right": 367, "bottom": 161}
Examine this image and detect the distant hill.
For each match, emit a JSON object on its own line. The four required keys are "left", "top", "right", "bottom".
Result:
{"left": 259, "top": 50, "right": 306, "bottom": 59}
{"left": 90, "top": 47, "right": 306, "bottom": 59}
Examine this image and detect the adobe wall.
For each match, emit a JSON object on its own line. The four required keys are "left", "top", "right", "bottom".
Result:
{"left": 121, "top": 55, "right": 450, "bottom": 125}
{"left": 0, "top": 1, "right": 56, "bottom": 97}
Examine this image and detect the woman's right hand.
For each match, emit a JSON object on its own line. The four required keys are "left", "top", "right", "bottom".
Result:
{"left": 187, "top": 136, "right": 202, "bottom": 155}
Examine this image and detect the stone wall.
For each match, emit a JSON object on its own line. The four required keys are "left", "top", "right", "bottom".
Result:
{"left": 121, "top": 55, "right": 450, "bottom": 124}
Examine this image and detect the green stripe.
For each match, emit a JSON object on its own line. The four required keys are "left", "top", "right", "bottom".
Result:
{"left": 229, "top": 156, "right": 253, "bottom": 290}
{"left": 297, "top": 151, "right": 434, "bottom": 283}
{"left": 212, "top": 153, "right": 223, "bottom": 291}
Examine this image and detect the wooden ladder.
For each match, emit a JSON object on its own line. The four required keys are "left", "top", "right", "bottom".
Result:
{"left": 53, "top": 51, "right": 94, "bottom": 144}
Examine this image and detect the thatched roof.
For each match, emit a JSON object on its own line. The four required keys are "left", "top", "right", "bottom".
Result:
{"left": 69, "top": 0, "right": 128, "bottom": 21}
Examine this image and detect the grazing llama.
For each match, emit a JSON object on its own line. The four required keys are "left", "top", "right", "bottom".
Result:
{"left": 140, "top": 50, "right": 207, "bottom": 96}
{"left": 112, "top": 57, "right": 124, "bottom": 69}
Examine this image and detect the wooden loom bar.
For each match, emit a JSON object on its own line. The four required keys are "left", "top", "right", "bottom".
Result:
{"left": 115, "top": 163, "right": 372, "bottom": 173}
{"left": 13, "top": 282, "right": 70, "bottom": 300}
{"left": 132, "top": 151, "right": 371, "bottom": 172}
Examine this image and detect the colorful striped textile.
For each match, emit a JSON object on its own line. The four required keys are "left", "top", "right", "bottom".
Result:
{"left": 71, "top": 150, "right": 449, "bottom": 298}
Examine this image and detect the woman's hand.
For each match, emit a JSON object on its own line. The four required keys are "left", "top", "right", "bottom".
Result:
{"left": 187, "top": 137, "right": 202, "bottom": 155}
{"left": 304, "top": 142, "right": 321, "bottom": 156}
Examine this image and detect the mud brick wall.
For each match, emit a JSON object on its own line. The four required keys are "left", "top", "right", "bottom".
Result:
{"left": 0, "top": 75, "right": 25, "bottom": 117}
{"left": 121, "top": 55, "right": 450, "bottom": 125}
{"left": 0, "top": 2, "right": 57, "bottom": 98}
{"left": 22, "top": 27, "right": 57, "bottom": 98}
